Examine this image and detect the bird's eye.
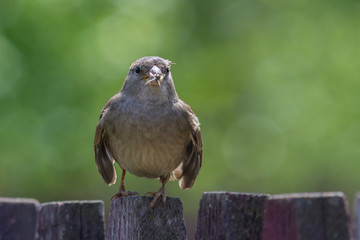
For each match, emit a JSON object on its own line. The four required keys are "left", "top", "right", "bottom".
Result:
{"left": 135, "top": 66, "right": 141, "bottom": 73}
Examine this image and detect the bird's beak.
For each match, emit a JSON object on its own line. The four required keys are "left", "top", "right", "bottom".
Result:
{"left": 144, "top": 65, "right": 165, "bottom": 87}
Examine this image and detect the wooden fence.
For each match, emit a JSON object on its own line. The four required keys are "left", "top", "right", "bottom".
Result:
{"left": 0, "top": 191, "right": 359, "bottom": 240}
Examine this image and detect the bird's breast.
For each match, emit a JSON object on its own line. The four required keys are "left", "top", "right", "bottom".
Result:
{"left": 106, "top": 102, "right": 189, "bottom": 178}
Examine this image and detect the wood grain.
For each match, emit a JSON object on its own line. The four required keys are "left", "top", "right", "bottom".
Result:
{"left": 106, "top": 196, "right": 186, "bottom": 240}
{"left": 195, "top": 191, "right": 269, "bottom": 240}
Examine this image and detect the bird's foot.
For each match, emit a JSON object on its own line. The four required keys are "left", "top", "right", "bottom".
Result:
{"left": 111, "top": 190, "right": 138, "bottom": 200}
{"left": 146, "top": 187, "right": 166, "bottom": 208}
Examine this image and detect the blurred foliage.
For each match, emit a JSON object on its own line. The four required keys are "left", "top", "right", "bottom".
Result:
{"left": 1, "top": 0, "right": 360, "bottom": 236}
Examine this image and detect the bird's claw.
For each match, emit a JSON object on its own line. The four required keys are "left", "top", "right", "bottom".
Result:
{"left": 146, "top": 189, "right": 166, "bottom": 208}
{"left": 111, "top": 190, "right": 138, "bottom": 200}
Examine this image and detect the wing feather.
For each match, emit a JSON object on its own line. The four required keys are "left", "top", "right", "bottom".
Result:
{"left": 173, "top": 103, "right": 203, "bottom": 190}
{"left": 94, "top": 102, "right": 117, "bottom": 185}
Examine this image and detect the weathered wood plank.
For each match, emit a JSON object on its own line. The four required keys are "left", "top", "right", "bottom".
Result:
{"left": 37, "top": 200, "right": 104, "bottom": 240}
{"left": 106, "top": 196, "right": 186, "bottom": 240}
{"left": 0, "top": 197, "right": 39, "bottom": 240}
{"left": 262, "top": 192, "right": 352, "bottom": 240}
{"left": 354, "top": 193, "right": 360, "bottom": 240}
{"left": 195, "top": 191, "right": 269, "bottom": 240}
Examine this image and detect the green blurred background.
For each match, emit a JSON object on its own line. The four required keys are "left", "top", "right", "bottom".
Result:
{"left": 1, "top": 0, "right": 360, "bottom": 238}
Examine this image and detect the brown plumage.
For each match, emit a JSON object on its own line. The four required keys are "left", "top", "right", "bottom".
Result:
{"left": 94, "top": 56, "right": 203, "bottom": 207}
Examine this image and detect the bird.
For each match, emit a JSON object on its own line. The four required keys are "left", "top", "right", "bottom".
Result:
{"left": 94, "top": 56, "right": 203, "bottom": 208}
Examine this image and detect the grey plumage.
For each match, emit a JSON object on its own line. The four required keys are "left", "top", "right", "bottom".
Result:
{"left": 94, "top": 56, "right": 202, "bottom": 200}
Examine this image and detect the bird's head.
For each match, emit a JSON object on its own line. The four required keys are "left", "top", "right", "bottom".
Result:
{"left": 121, "top": 56, "right": 177, "bottom": 103}
{"left": 132, "top": 57, "right": 171, "bottom": 87}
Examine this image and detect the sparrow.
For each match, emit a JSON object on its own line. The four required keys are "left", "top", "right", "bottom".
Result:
{"left": 94, "top": 56, "right": 203, "bottom": 208}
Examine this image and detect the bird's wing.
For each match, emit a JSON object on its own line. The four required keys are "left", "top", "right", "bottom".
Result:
{"left": 173, "top": 102, "right": 203, "bottom": 190}
{"left": 94, "top": 98, "right": 117, "bottom": 185}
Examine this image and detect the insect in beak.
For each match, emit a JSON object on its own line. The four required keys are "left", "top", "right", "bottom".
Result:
{"left": 144, "top": 65, "right": 165, "bottom": 87}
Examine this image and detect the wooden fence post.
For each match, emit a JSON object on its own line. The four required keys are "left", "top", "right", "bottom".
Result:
{"left": 0, "top": 197, "right": 39, "bottom": 240}
{"left": 262, "top": 192, "right": 352, "bottom": 240}
{"left": 106, "top": 196, "right": 186, "bottom": 240}
{"left": 195, "top": 191, "right": 269, "bottom": 240}
{"left": 354, "top": 193, "right": 360, "bottom": 240}
{"left": 37, "top": 200, "right": 104, "bottom": 240}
